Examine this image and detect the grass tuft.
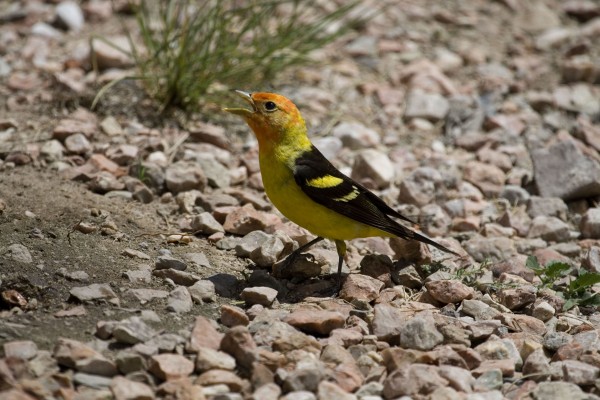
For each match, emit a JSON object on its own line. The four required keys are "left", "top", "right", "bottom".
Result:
{"left": 124, "top": 0, "right": 367, "bottom": 111}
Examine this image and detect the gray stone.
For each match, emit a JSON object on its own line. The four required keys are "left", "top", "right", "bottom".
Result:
{"left": 351, "top": 149, "right": 394, "bottom": 189}
{"left": 241, "top": 286, "right": 278, "bottom": 307}
{"left": 165, "top": 161, "right": 207, "bottom": 194}
{"left": 371, "top": 303, "right": 408, "bottom": 342}
{"left": 461, "top": 299, "right": 502, "bottom": 320}
{"left": 398, "top": 167, "right": 443, "bottom": 207}
{"left": 234, "top": 231, "right": 271, "bottom": 258}
{"left": 166, "top": 286, "right": 193, "bottom": 313}
{"left": 125, "top": 288, "right": 168, "bottom": 303}
{"left": 544, "top": 331, "right": 573, "bottom": 351}
{"left": 3, "top": 340, "right": 38, "bottom": 360}
{"left": 561, "top": 359, "right": 599, "bottom": 385}
{"left": 155, "top": 255, "right": 187, "bottom": 271}
{"left": 399, "top": 315, "right": 444, "bottom": 351}
{"left": 250, "top": 235, "right": 285, "bottom": 267}
{"left": 196, "top": 347, "right": 236, "bottom": 372}
{"left": 188, "top": 280, "right": 217, "bottom": 303}
{"left": 115, "top": 351, "right": 146, "bottom": 374}
{"left": 581, "top": 208, "right": 600, "bottom": 238}
{"left": 69, "top": 283, "right": 117, "bottom": 303}
{"left": 112, "top": 317, "right": 157, "bottom": 344}
{"left": 191, "top": 212, "right": 225, "bottom": 234}
{"left": 4, "top": 243, "right": 33, "bottom": 263}
{"left": 40, "top": 140, "right": 65, "bottom": 161}
{"left": 283, "top": 362, "right": 326, "bottom": 393}
{"left": 404, "top": 90, "right": 450, "bottom": 121}
{"left": 55, "top": 1, "right": 84, "bottom": 31}
{"left": 281, "top": 391, "right": 317, "bottom": 400}
{"left": 332, "top": 122, "right": 380, "bottom": 149}
{"left": 500, "top": 185, "right": 530, "bottom": 206}
{"left": 73, "top": 372, "right": 112, "bottom": 389}
{"left": 531, "top": 139, "right": 600, "bottom": 201}
{"left": 531, "top": 381, "right": 587, "bottom": 400}
{"left": 473, "top": 369, "right": 502, "bottom": 391}
{"left": 527, "top": 216, "right": 570, "bottom": 242}
{"left": 527, "top": 196, "right": 568, "bottom": 220}
{"left": 463, "top": 236, "right": 516, "bottom": 262}
{"left": 554, "top": 84, "right": 600, "bottom": 115}
{"left": 393, "top": 265, "right": 422, "bottom": 289}
{"left": 65, "top": 133, "right": 91, "bottom": 154}
{"left": 313, "top": 137, "right": 343, "bottom": 159}
{"left": 193, "top": 153, "right": 231, "bottom": 188}
{"left": 532, "top": 301, "right": 555, "bottom": 322}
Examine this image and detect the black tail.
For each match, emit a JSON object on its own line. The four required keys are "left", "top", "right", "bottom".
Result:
{"left": 385, "top": 219, "right": 460, "bottom": 257}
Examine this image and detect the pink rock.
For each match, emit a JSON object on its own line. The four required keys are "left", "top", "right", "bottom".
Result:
{"left": 339, "top": 274, "right": 384, "bottom": 303}
{"left": 283, "top": 309, "right": 345, "bottom": 336}
{"left": 425, "top": 280, "right": 474, "bottom": 304}
{"left": 187, "top": 316, "right": 223, "bottom": 352}
{"left": 148, "top": 354, "right": 194, "bottom": 381}
{"left": 195, "top": 369, "right": 247, "bottom": 392}
{"left": 220, "top": 304, "right": 250, "bottom": 327}
{"left": 220, "top": 325, "right": 257, "bottom": 371}
{"left": 222, "top": 204, "right": 269, "bottom": 235}
{"left": 110, "top": 376, "right": 154, "bottom": 400}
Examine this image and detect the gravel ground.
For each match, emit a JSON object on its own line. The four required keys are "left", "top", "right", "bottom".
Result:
{"left": 2, "top": 0, "right": 600, "bottom": 399}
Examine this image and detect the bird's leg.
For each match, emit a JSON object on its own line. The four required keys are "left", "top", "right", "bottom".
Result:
{"left": 281, "top": 236, "right": 324, "bottom": 268}
{"left": 334, "top": 240, "right": 347, "bottom": 289}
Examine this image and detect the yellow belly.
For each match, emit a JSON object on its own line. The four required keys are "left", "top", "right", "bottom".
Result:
{"left": 260, "top": 154, "right": 389, "bottom": 240}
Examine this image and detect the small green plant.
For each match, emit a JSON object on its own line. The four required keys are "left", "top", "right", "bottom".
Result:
{"left": 124, "top": 0, "right": 367, "bottom": 110}
{"left": 526, "top": 255, "right": 600, "bottom": 311}
{"left": 526, "top": 256, "right": 571, "bottom": 288}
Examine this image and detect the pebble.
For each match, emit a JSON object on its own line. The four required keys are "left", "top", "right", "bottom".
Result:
{"left": 112, "top": 317, "right": 157, "bottom": 345}
{"left": 332, "top": 122, "right": 380, "bottom": 149}
{"left": 90, "top": 36, "right": 134, "bottom": 69}
{"left": 55, "top": 1, "right": 85, "bottom": 31}
{"left": 580, "top": 208, "right": 600, "bottom": 238}
{"left": 527, "top": 216, "right": 571, "bottom": 242}
{"left": 69, "top": 283, "right": 118, "bottom": 303}
{"left": 64, "top": 132, "right": 92, "bottom": 154}
{"left": 399, "top": 315, "right": 444, "bottom": 351}
{"left": 220, "top": 304, "right": 250, "bottom": 327}
{"left": 283, "top": 309, "right": 345, "bottom": 335}
{"left": 425, "top": 280, "right": 474, "bottom": 304}
{"left": 155, "top": 255, "right": 187, "bottom": 271}
{"left": 191, "top": 212, "right": 225, "bottom": 234}
{"left": 195, "top": 347, "right": 236, "bottom": 372}
{"left": 110, "top": 376, "right": 155, "bottom": 400}
{"left": 188, "top": 280, "right": 217, "bottom": 303}
{"left": 351, "top": 149, "right": 394, "bottom": 189}
{"left": 531, "top": 139, "right": 600, "bottom": 200}
{"left": 223, "top": 205, "right": 269, "bottom": 235}
{"left": 166, "top": 286, "right": 193, "bottom": 314}
{"left": 398, "top": 167, "right": 442, "bottom": 207}
{"left": 4, "top": 243, "right": 33, "bottom": 263}
{"left": 339, "top": 274, "right": 384, "bottom": 303}
{"left": 219, "top": 326, "right": 257, "bottom": 371}
{"left": 240, "top": 286, "right": 278, "bottom": 307}
{"left": 149, "top": 354, "right": 194, "bottom": 381}
{"left": 404, "top": 90, "right": 450, "bottom": 121}
{"left": 165, "top": 161, "right": 207, "bottom": 194}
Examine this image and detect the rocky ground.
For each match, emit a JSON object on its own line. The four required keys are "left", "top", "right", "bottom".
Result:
{"left": 2, "top": 0, "right": 600, "bottom": 399}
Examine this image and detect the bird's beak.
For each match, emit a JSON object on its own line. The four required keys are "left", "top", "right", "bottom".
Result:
{"left": 223, "top": 90, "right": 255, "bottom": 116}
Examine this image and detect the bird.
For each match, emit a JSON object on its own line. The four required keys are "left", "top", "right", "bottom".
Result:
{"left": 224, "top": 90, "right": 459, "bottom": 283}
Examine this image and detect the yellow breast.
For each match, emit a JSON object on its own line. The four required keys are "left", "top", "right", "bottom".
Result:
{"left": 259, "top": 152, "right": 388, "bottom": 240}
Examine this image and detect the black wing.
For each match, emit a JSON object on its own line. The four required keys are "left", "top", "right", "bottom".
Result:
{"left": 294, "top": 145, "right": 458, "bottom": 255}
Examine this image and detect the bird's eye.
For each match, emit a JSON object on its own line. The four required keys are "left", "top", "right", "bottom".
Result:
{"left": 264, "top": 101, "right": 277, "bottom": 112}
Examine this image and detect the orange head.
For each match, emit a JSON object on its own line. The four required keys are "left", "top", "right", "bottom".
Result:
{"left": 224, "top": 91, "right": 308, "bottom": 150}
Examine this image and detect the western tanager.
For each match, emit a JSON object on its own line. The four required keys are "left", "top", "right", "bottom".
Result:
{"left": 225, "top": 91, "right": 458, "bottom": 280}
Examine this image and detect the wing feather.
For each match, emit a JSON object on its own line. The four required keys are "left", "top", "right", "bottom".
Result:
{"left": 293, "top": 145, "right": 458, "bottom": 255}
